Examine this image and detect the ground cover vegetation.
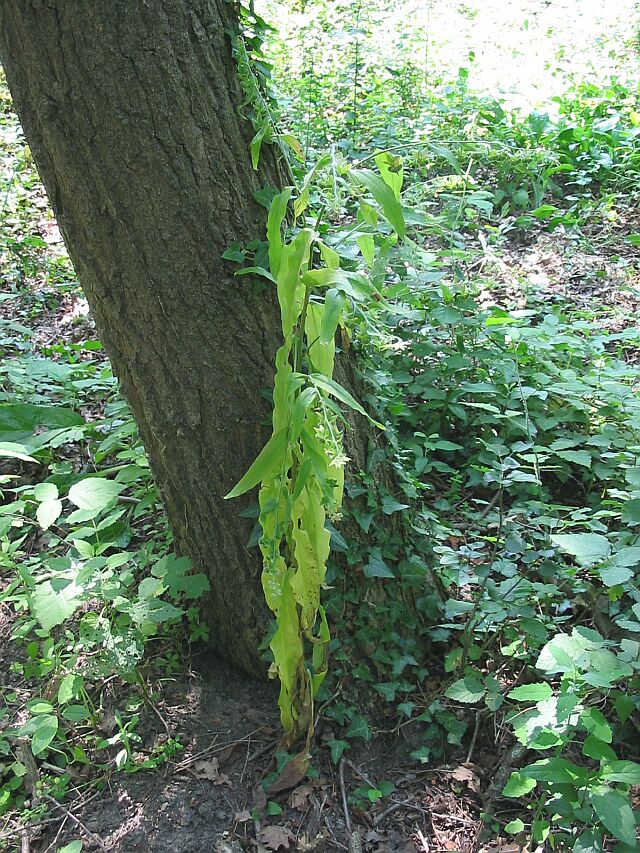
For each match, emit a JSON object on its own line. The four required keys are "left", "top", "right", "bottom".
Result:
{"left": 1, "top": 0, "right": 640, "bottom": 849}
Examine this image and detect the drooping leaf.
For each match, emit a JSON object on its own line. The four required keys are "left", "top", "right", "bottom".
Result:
{"left": 36, "top": 499, "right": 63, "bottom": 531}
{"left": 319, "top": 289, "right": 346, "bottom": 345}
{"left": 225, "top": 430, "right": 288, "bottom": 499}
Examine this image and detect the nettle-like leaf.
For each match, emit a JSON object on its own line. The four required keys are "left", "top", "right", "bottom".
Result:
{"left": 551, "top": 533, "right": 611, "bottom": 564}
{"left": 68, "top": 477, "right": 125, "bottom": 512}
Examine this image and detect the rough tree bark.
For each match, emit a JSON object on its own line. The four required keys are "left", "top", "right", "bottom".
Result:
{"left": 0, "top": 0, "right": 296, "bottom": 673}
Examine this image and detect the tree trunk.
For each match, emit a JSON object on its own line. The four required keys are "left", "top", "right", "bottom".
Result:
{"left": 0, "top": 0, "right": 291, "bottom": 673}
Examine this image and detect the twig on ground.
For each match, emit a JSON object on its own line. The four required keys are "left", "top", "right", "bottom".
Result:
{"left": 42, "top": 794, "right": 108, "bottom": 852}
{"left": 415, "top": 829, "right": 430, "bottom": 852}
{"left": 466, "top": 714, "right": 482, "bottom": 764}
{"left": 338, "top": 758, "right": 352, "bottom": 835}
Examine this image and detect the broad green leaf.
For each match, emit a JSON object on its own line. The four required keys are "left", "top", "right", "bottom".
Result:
{"left": 522, "top": 758, "right": 586, "bottom": 783}
{"left": 600, "top": 564, "right": 634, "bottom": 587}
{"left": 58, "top": 843, "right": 83, "bottom": 853}
{"left": 581, "top": 708, "right": 612, "bottom": 743}
{"left": 625, "top": 467, "right": 640, "bottom": 487}
{"left": 58, "top": 674, "right": 80, "bottom": 705}
{"left": 357, "top": 234, "right": 375, "bottom": 265}
{"left": 351, "top": 169, "right": 405, "bottom": 238}
{"left": 31, "top": 581, "right": 82, "bottom": 631}
{"left": 62, "top": 704, "right": 91, "bottom": 722}
{"left": 30, "top": 714, "right": 59, "bottom": 756}
{"left": 504, "top": 819, "right": 525, "bottom": 834}
{"left": 621, "top": 498, "right": 640, "bottom": 524}
{"left": 445, "top": 676, "right": 485, "bottom": 704}
{"left": 551, "top": 533, "right": 611, "bottom": 564}
{"left": 555, "top": 449, "right": 592, "bottom": 468}
{"left": 502, "top": 771, "right": 537, "bottom": 797}
{"left": 508, "top": 683, "right": 553, "bottom": 703}
{"left": 602, "top": 760, "right": 640, "bottom": 784}
{"left": 225, "top": 430, "right": 288, "bottom": 499}
{"left": 36, "top": 499, "right": 62, "bottom": 531}
{"left": 592, "top": 789, "right": 637, "bottom": 845}
{"left": 68, "top": 478, "right": 125, "bottom": 512}
{"left": 582, "top": 734, "right": 616, "bottom": 761}
{"left": 34, "top": 482, "right": 58, "bottom": 502}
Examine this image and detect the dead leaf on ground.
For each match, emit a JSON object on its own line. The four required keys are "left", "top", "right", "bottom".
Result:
{"left": 234, "top": 809, "right": 252, "bottom": 823}
{"left": 267, "top": 749, "right": 309, "bottom": 796}
{"left": 192, "top": 757, "right": 220, "bottom": 780}
{"left": 450, "top": 763, "right": 482, "bottom": 794}
{"left": 258, "top": 824, "right": 293, "bottom": 851}
{"left": 288, "top": 783, "right": 313, "bottom": 810}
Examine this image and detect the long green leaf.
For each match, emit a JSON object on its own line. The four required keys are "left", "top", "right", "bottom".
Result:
{"left": 224, "top": 429, "right": 288, "bottom": 499}
{"left": 267, "top": 187, "right": 293, "bottom": 278}
{"left": 310, "top": 373, "right": 384, "bottom": 429}
{"left": 319, "top": 289, "right": 346, "bottom": 345}
{"left": 351, "top": 169, "right": 405, "bottom": 238}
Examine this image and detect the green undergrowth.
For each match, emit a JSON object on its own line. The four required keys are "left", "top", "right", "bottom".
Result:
{"left": 2, "top": 9, "right": 640, "bottom": 848}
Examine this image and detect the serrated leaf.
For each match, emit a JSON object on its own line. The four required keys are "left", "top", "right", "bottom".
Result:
{"left": 34, "top": 482, "right": 58, "bottom": 501}
{"left": 508, "top": 683, "right": 553, "bottom": 703}
{"left": 555, "top": 449, "right": 592, "bottom": 468}
{"left": 592, "top": 789, "right": 637, "bottom": 845}
{"left": 445, "top": 676, "right": 485, "bottom": 704}
{"left": 68, "top": 478, "right": 125, "bottom": 512}
{"left": 551, "top": 533, "right": 611, "bottom": 564}
{"left": 30, "top": 581, "right": 81, "bottom": 631}
{"left": 581, "top": 708, "right": 612, "bottom": 743}
{"left": 36, "top": 499, "right": 62, "bottom": 531}
{"left": 602, "top": 760, "right": 640, "bottom": 784}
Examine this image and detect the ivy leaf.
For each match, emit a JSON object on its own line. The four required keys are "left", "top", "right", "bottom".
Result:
{"left": 445, "top": 676, "right": 485, "bottom": 704}
{"left": 344, "top": 716, "right": 371, "bottom": 741}
{"left": 364, "top": 551, "right": 395, "bottom": 579}
{"left": 381, "top": 496, "right": 410, "bottom": 515}
{"left": 592, "top": 789, "right": 637, "bottom": 845}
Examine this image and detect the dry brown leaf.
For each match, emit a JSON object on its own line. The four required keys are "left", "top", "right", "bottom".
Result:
{"left": 192, "top": 757, "right": 220, "bottom": 780}
{"left": 451, "top": 764, "right": 482, "bottom": 794}
{"left": 234, "top": 809, "right": 252, "bottom": 823}
{"left": 288, "top": 783, "right": 313, "bottom": 810}
{"left": 267, "top": 749, "right": 309, "bottom": 796}
{"left": 258, "top": 825, "right": 293, "bottom": 851}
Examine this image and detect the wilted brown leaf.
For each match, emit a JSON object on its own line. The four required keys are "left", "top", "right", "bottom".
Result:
{"left": 258, "top": 825, "right": 293, "bottom": 851}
